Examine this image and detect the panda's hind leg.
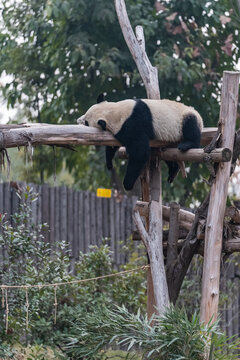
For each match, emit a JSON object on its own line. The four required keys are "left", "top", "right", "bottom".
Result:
{"left": 178, "top": 114, "right": 201, "bottom": 152}
{"left": 106, "top": 146, "right": 119, "bottom": 170}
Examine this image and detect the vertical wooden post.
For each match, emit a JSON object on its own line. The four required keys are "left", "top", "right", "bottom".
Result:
{"left": 140, "top": 169, "right": 156, "bottom": 319}
{"left": 115, "top": 0, "right": 169, "bottom": 315}
{"left": 200, "top": 71, "right": 240, "bottom": 325}
{"left": 149, "top": 152, "right": 169, "bottom": 313}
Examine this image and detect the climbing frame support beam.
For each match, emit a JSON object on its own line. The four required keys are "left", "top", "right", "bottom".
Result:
{"left": 200, "top": 71, "right": 240, "bottom": 325}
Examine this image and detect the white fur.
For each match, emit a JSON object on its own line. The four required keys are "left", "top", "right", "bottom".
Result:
{"left": 79, "top": 99, "right": 203, "bottom": 141}
{"left": 78, "top": 100, "right": 135, "bottom": 134}
{"left": 142, "top": 99, "right": 203, "bottom": 142}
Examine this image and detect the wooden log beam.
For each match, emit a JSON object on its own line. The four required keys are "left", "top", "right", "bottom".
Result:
{"left": 133, "top": 229, "right": 188, "bottom": 242}
{"left": 135, "top": 201, "right": 240, "bottom": 227}
{"left": 133, "top": 230, "right": 240, "bottom": 255}
{"left": 0, "top": 123, "right": 50, "bottom": 130}
{"left": 0, "top": 124, "right": 217, "bottom": 149}
{"left": 159, "top": 147, "right": 231, "bottom": 162}
{"left": 135, "top": 201, "right": 195, "bottom": 226}
{"left": 225, "top": 206, "right": 240, "bottom": 223}
{"left": 200, "top": 71, "right": 240, "bottom": 326}
{"left": 118, "top": 147, "right": 231, "bottom": 163}
{"left": 0, "top": 125, "right": 120, "bottom": 148}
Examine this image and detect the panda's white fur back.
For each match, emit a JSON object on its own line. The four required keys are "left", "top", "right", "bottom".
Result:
{"left": 141, "top": 99, "right": 203, "bottom": 142}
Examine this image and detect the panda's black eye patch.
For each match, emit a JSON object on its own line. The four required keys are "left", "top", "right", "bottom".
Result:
{"left": 85, "top": 120, "right": 89, "bottom": 126}
{"left": 98, "top": 119, "right": 107, "bottom": 131}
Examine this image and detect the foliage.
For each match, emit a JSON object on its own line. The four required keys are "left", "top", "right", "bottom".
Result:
{"left": 0, "top": 343, "right": 16, "bottom": 359}
{"left": 21, "top": 344, "right": 66, "bottom": 360}
{"left": 0, "top": 343, "right": 66, "bottom": 360}
{"left": 176, "top": 255, "right": 203, "bottom": 312}
{"left": 176, "top": 254, "right": 240, "bottom": 326}
{"left": 0, "top": 186, "right": 72, "bottom": 343}
{"left": 0, "top": 0, "right": 239, "bottom": 201}
{"left": 0, "top": 187, "right": 146, "bottom": 346}
{"left": 62, "top": 305, "right": 240, "bottom": 359}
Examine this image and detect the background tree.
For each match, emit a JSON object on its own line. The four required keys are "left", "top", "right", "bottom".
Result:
{"left": 0, "top": 0, "right": 239, "bottom": 203}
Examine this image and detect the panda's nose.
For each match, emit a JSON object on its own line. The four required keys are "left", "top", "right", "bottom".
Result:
{"left": 77, "top": 115, "right": 87, "bottom": 125}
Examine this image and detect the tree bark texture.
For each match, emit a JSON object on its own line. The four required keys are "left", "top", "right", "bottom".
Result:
{"left": 114, "top": 0, "right": 171, "bottom": 315}
{"left": 133, "top": 202, "right": 169, "bottom": 314}
{"left": 118, "top": 147, "right": 231, "bottom": 163}
{"left": 0, "top": 124, "right": 217, "bottom": 149}
{"left": 114, "top": 0, "right": 160, "bottom": 99}
{"left": 200, "top": 71, "right": 240, "bottom": 325}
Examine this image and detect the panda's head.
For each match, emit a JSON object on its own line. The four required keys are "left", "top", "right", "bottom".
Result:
{"left": 78, "top": 94, "right": 116, "bottom": 132}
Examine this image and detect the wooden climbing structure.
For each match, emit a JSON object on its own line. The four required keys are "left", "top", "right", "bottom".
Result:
{"left": 0, "top": 1, "right": 240, "bottom": 358}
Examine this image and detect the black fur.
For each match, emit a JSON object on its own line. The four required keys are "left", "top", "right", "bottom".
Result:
{"left": 165, "top": 114, "right": 201, "bottom": 183}
{"left": 178, "top": 114, "right": 201, "bottom": 152}
{"left": 104, "top": 101, "right": 201, "bottom": 191}
{"left": 165, "top": 161, "right": 180, "bottom": 184}
{"left": 114, "top": 100, "right": 154, "bottom": 191}
{"left": 98, "top": 119, "right": 107, "bottom": 131}
{"left": 97, "top": 93, "right": 106, "bottom": 103}
{"left": 106, "top": 146, "right": 119, "bottom": 170}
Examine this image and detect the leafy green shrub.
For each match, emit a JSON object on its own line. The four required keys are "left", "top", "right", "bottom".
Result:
{"left": 0, "top": 343, "right": 16, "bottom": 359}
{"left": 0, "top": 186, "right": 147, "bottom": 346}
{"left": 62, "top": 305, "right": 240, "bottom": 360}
{"left": 0, "top": 186, "right": 72, "bottom": 344}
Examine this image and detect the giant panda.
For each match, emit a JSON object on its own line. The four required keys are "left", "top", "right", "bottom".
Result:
{"left": 78, "top": 94, "right": 203, "bottom": 191}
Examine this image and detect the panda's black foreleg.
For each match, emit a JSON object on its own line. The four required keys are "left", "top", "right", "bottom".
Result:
{"left": 178, "top": 114, "right": 201, "bottom": 152}
{"left": 165, "top": 161, "right": 180, "bottom": 183}
{"left": 123, "top": 135, "right": 150, "bottom": 191}
{"left": 106, "top": 146, "right": 119, "bottom": 170}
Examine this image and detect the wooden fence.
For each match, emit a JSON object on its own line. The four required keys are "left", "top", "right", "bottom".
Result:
{"left": 0, "top": 182, "right": 137, "bottom": 266}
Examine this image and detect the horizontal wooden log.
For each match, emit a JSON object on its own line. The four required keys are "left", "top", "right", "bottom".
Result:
{"left": 133, "top": 230, "right": 240, "bottom": 254}
{"left": 225, "top": 206, "right": 240, "bottom": 223}
{"left": 135, "top": 201, "right": 195, "bottom": 226}
{"left": 0, "top": 124, "right": 217, "bottom": 149}
{"left": 118, "top": 147, "right": 232, "bottom": 163}
{"left": 159, "top": 147, "right": 231, "bottom": 162}
{"left": 135, "top": 202, "right": 240, "bottom": 242}
{"left": 0, "top": 125, "right": 120, "bottom": 148}
{"left": 0, "top": 123, "right": 50, "bottom": 130}
{"left": 223, "top": 237, "right": 240, "bottom": 253}
{"left": 135, "top": 201, "right": 240, "bottom": 225}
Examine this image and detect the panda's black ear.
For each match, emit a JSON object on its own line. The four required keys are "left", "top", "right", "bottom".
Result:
{"left": 98, "top": 119, "right": 107, "bottom": 131}
{"left": 97, "top": 93, "right": 106, "bottom": 104}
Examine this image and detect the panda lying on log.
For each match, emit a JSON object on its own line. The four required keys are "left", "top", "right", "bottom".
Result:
{"left": 78, "top": 94, "right": 203, "bottom": 191}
